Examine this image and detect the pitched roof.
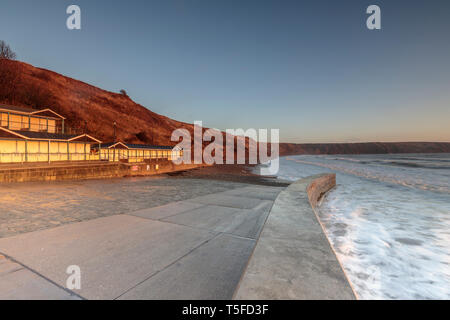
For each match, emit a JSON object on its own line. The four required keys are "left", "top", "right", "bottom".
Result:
{"left": 0, "top": 127, "right": 101, "bottom": 143}
{"left": 13, "top": 130, "right": 79, "bottom": 140}
{"left": 30, "top": 109, "right": 66, "bottom": 119}
{"left": 68, "top": 134, "right": 101, "bottom": 143}
{"left": 0, "top": 104, "right": 65, "bottom": 119}
{"left": 99, "top": 142, "right": 174, "bottom": 150}
{"left": 127, "top": 144, "right": 174, "bottom": 150}
{"left": 99, "top": 142, "right": 128, "bottom": 149}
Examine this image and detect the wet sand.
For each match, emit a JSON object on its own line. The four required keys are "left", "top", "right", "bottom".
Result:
{"left": 164, "top": 164, "right": 289, "bottom": 187}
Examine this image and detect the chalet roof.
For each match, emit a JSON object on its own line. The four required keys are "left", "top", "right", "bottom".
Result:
{"left": 99, "top": 142, "right": 174, "bottom": 150}
{"left": 0, "top": 104, "right": 65, "bottom": 119}
{"left": 13, "top": 130, "right": 79, "bottom": 140}
{"left": 127, "top": 143, "right": 174, "bottom": 150}
{"left": 0, "top": 127, "right": 101, "bottom": 143}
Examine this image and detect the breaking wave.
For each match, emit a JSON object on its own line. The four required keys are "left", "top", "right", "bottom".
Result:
{"left": 264, "top": 154, "right": 450, "bottom": 299}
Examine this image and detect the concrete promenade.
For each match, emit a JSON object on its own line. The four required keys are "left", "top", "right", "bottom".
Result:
{"left": 0, "top": 174, "right": 355, "bottom": 300}
{"left": 0, "top": 181, "right": 283, "bottom": 299}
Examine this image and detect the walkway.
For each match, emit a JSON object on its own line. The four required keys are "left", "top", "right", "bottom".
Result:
{"left": 0, "top": 183, "right": 283, "bottom": 299}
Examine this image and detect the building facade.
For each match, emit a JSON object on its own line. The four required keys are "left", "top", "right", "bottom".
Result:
{"left": 0, "top": 104, "right": 182, "bottom": 164}
{"left": 94, "top": 142, "right": 183, "bottom": 163}
{"left": 0, "top": 104, "right": 101, "bottom": 163}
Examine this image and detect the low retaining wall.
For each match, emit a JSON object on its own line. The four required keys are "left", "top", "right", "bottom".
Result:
{"left": 0, "top": 160, "right": 204, "bottom": 183}
{"left": 307, "top": 173, "right": 337, "bottom": 208}
{"left": 234, "top": 173, "right": 356, "bottom": 300}
{"left": 124, "top": 160, "right": 202, "bottom": 177}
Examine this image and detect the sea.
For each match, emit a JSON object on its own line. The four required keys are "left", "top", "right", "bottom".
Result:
{"left": 262, "top": 153, "right": 450, "bottom": 299}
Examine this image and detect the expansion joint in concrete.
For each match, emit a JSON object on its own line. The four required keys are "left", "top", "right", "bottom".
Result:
{"left": 0, "top": 251, "right": 87, "bottom": 300}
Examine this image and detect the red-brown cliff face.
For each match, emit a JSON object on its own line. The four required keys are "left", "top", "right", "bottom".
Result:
{"left": 0, "top": 59, "right": 193, "bottom": 145}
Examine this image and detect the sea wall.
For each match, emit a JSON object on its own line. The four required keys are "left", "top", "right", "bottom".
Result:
{"left": 123, "top": 159, "right": 202, "bottom": 177}
{"left": 234, "top": 173, "right": 356, "bottom": 300}
{"left": 307, "top": 173, "right": 336, "bottom": 208}
{"left": 0, "top": 160, "right": 204, "bottom": 183}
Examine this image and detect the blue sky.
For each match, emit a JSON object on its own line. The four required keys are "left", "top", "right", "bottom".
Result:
{"left": 1, "top": 0, "right": 449, "bottom": 143}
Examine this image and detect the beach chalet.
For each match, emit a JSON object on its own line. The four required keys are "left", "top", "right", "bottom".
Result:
{"left": 94, "top": 142, "right": 183, "bottom": 163}
{"left": 0, "top": 104, "right": 101, "bottom": 163}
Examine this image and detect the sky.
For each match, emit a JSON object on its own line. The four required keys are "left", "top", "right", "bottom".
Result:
{"left": 1, "top": 0, "right": 449, "bottom": 143}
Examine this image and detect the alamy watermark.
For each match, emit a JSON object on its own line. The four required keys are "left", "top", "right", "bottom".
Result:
{"left": 366, "top": 5, "right": 381, "bottom": 30}
{"left": 66, "top": 5, "right": 81, "bottom": 30}
{"left": 171, "top": 121, "right": 280, "bottom": 175}
{"left": 66, "top": 265, "right": 81, "bottom": 290}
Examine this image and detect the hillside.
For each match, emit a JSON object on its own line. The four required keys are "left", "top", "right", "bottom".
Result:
{"left": 0, "top": 59, "right": 193, "bottom": 145}
{"left": 1, "top": 59, "right": 449, "bottom": 157}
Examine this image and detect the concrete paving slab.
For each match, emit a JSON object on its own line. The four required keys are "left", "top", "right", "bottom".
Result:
{"left": 222, "top": 186, "right": 284, "bottom": 201}
{"left": 0, "top": 215, "right": 217, "bottom": 300}
{"left": 218, "top": 201, "right": 273, "bottom": 239}
{"left": 161, "top": 205, "right": 241, "bottom": 230}
{"left": 186, "top": 194, "right": 262, "bottom": 209}
{"left": 129, "top": 201, "right": 206, "bottom": 220}
{"left": 0, "top": 256, "right": 80, "bottom": 300}
{"left": 161, "top": 201, "right": 273, "bottom": 240}
{"left": 118, "top": 233, "right": 255, "bottom": 300}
